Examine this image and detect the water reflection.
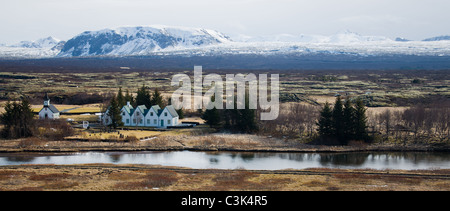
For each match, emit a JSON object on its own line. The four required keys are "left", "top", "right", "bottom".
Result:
{"left": 319, "top": 153, "right": 369, "bottom": 167}
{"left": 108, "top": 153, "right": 123, "bottom": 163}
{"left": 0, "top": 151, "right": 449, "bottom": 170}
{"left": 5, "top": 155, "right": 36, "bottom": 162}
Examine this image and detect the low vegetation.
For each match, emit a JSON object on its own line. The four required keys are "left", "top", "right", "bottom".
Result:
{"left": 0, "top": 165, "right": 448, "bottom": 191}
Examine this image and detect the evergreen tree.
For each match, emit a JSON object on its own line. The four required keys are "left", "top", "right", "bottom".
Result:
{"left": 151, "top": 88, "right": 164, "bottom": 108}
{"left": 236, "top": 93, "right": 258, "bottom": 133}
{"left": 0, "top": 98, "right": 35, "bottom": 138}
{"left": 136, "top": 84, "right": 151, "bottom": 108}
{"left": 176, "top": 108, "right": 184, "bottom": 119}
{"left": 116, "top": 87, "right": 125, "bottom": 108}
{"left": 124, "top": 89, "right": 134, "bottom": 105}
{"left": 354, "top": 98, "right": 369, "bottom": 141}
{"left": 332, "top": 96, "right": 344, "bottom": 142}
{"left": 20, "top": 98, "right": 34, "bottom": 137}
{"left": 317, "top": 102, "right": 333, "bottom": 137}
{"left": 107, "top": 96, "right": 123, "bottom": 129}
{"left": 342, "top": 99, "right": 356, "bottom": 143}
{"left": 201, "top": 94, "right": 222, "bottom": 128}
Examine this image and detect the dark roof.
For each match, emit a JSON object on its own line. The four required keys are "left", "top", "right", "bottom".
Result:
{"left": 164, "top": 105, "right": 179, "bottom": 118}
{"left": 43, "top": 104, "right": 59, "bottom": 113}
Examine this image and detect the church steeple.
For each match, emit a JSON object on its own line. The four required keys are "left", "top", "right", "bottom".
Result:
{"left": 44, "top": 93, "right": 50, "bottom": 106}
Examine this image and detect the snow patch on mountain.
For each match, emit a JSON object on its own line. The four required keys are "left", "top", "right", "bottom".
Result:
{"left": 231, "top": 30, "right": 391, "bottom": 43}
{"left": 1, "top": 26, "right": 450, "bottom": 59}
{"left": 58, "top": 25, "right": 232, "bottom": 57}
{"left": 423, "top": 35, "right": 450, "bottom": 41}
{"left": 0, "top": 36, "right": 62, "bottom": 58}
{"left": 11, "top": 36, "right": 61, "bottom": 48}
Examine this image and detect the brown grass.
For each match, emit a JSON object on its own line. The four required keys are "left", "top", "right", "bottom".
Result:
{"left": 0, "top": 165, "right": 449, "bottom": 191}
{"left": 114, "top": 169, "right": 179, "bottom": 190}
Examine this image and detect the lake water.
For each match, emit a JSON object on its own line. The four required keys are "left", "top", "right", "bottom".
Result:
{"left": 0, "top": 151, "right": 449, "bottom": 170}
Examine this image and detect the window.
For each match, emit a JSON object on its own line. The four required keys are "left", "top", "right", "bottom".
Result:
{"left": 133, "top": 119, "right": 136, "bottom": 124}
{"left": 164, "top": 112, "right": 167, "bottom": 117}
{"left": 140, "top": 119, "right": 143, "bottom": 124}
{"left": 122, "top": 112, "right": 125, "bottom": 116}
{"left": 126, "top": 119, "right": 129, "bottom": 124}
{"left": 154, "top": 119, "right": 157, "bottom": 124}
{"left": 147, "top": 119, "right": 150, "bottom": 124}
{"left": 150, "top": 112, "right": 153, "bottom": 116}
{"left": 168, "top": 120, "right": 171, "bottom": 125}
{"left": 137, "top": 111, "right": 140, "bottom": 116}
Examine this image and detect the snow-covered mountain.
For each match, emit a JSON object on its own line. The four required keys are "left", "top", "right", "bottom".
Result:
{"left": 423, "top": 35, "right": 450, "bottom": 41}
{"left": 0, "top": 36, "right": 63, "bottom": 58}
{"left": 1, "top": 26, "right": 450, "bottom": 59}
{"left": 232, "top": 30, "right": 391, "bottom": 43}
{"left": 11, "top": 36, "right": 61, "bottom": 48}
{"left": 58, "top": 26, "right": 232, "bottom": 57}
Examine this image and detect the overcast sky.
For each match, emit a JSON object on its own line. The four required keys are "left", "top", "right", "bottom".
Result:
{"left": 1, "top": 0, "right": 449, "bottom": 44}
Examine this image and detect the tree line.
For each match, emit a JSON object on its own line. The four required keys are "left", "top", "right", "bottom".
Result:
{"left": 201, "top": 94, "right": 258, "bottom": 134}
{"left": 316, "top": 97, "right": 371, "bottom": 145}
{"left": 371, "top": 102, "right": 450, "bottom": 144}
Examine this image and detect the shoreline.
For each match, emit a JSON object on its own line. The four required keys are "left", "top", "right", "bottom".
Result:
{"left": 0, "top": 141, "right": 448, "bottom": 154}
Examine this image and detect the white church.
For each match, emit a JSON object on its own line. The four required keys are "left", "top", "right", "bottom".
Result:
{"left": 102, "top": 102, "right": 179, "bottom": 128}
{"left": 38, "top": 93, "right": 60, "bottom": 119}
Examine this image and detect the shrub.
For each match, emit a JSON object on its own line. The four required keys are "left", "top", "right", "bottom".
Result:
{"left": 17, "top": 137, "right": 46, "bottom": 148}
{"left": 35, "top": 119, "right": 74, "bottom": 140}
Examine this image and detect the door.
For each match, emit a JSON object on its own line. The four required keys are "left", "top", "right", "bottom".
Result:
{"left": 160, "top": 120, "right": 164, "bottom": 127}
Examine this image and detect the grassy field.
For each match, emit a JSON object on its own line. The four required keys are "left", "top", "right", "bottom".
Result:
{"left": 0, "top": 164, "right": 448, "bottom": 191}
{"left": 1, "top": 69, "right": 448, "bottom": 107}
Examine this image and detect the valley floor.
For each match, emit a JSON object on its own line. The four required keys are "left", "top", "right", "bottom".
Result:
{"left": 0, "top": 164, "right": 449, "bottom": 191}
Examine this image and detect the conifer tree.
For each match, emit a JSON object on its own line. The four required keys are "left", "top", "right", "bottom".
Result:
{"left": 201, "top": 94, "right": 222, "bottom": 128}
{"left": 332, "top": 96, "right": 344, "bottom": 142}
{"left": 354, "top": 98, "right": 369, "bottom": 141}
{"left": 124, "top": 89, "right": 134, "bottom": 105}
{"left": 116, "top": 87, "right": 125, "bottom": 108}
{"left": 343, "top": 99, "right": 356, "bottom": 143}
{"left": 1, "top": 98, "right": 35, "bottom": 138}
{"left": 317, "top": 102, "right": 333, "bottom": 137}
{"left": 237, "top": 93, "right": 258, "bottom": 133}
{"left": 107, "top": 96, "right": 123, "bottom": 129}
{"left": 151, "top": 88, "right": 164, "bottom": 108}
{"left": 136, "top": 84, "right": 151, "bottom": 108}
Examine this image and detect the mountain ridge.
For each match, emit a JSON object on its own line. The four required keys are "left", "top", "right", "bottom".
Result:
{"left": 1, "top": 25, "right": 450, "bottom": 59}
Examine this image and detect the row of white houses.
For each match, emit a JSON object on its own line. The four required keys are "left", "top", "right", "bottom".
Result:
{"left": 102, "top": 102, "right": 179, "bottom": 128}
{"left": 37, "top": 93, "right": 179, "bottom": 128}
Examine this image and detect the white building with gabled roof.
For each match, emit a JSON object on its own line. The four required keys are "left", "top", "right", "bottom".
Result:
{"left": 130, "top": 105, "right": 147, "bottom": 126}
{"left": 144, "top": 105, "right": 161, "bottom": 127}
{"left": 120, "top": 101, "right": 134, "bottom": 126}
{"left": 158, "top": 105, "right": 179, "bottom": 127}
{"left": 38, "top": 93, "right": 60, "bottom": 119}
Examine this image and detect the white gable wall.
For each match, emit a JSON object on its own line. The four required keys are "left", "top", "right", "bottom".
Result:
{"left": 144, "top": 107, "right": 159, "bottom": 127}
{"left": 39, "top": 107, "right": 60, "bottom": 119}
{"left": 158, "top": 107, "right": 179, "bottom": 127}
{"left": 130, "top": 107, "right": 146, "bottom": 127}
{"left": 120, "top": 107, "right": 132, "bottom": 126}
